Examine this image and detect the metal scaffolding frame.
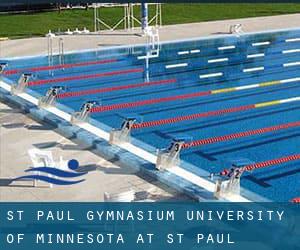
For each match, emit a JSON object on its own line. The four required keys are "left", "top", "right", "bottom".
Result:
{"left": 93, "top": 3, "right": 162, "bottom": 32}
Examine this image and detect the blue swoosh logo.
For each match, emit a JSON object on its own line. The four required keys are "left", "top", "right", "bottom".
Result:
{"left": 24, "top": 167, "right": 86, "bottom": 178}
{"left": 14, "top": 159, "right": 86, "bottom": 186}
{"left": 13, "top": 175, "right": 85, "bottom": 185}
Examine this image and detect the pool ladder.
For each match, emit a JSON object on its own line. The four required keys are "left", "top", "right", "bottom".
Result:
{"left": 144, "top": 27, "right": 160, "bottom": 82}
{"left": 58, "top": 38, "right": 65, "bottom": 69}
{"left": 47, "top": 36, "right": 65, "bottom": 75}
{"left": 47, "top": 36, "right": 53, "bottom": 75}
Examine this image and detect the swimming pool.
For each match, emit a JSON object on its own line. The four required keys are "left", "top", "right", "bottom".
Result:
{"left": 1, "top": 28, "right": 300, "bottom": 202}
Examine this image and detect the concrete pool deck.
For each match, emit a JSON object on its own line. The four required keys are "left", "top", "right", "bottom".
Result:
{"left": 0, "top": 14, "right": 299, "bottom": 201}
{"left": 0, "top": 101, "right": 191, "bottom": 201}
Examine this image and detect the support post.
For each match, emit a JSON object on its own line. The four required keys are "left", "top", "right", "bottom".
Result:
{"left": 141, "top": 3, "right": 148, "bottom": 33}
{"left": 94, "top": 4, "right": 98, "bottom": 32}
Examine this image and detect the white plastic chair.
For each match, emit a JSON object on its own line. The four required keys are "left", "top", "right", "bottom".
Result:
{"left": 82, "top": 27, "right": 90, "bottom": 34}
{"left": 45, "top": 30, "right": 55, "bottom": 38}
{"left": 28, "top": 148, "right": 56, "bottom": 188}
{"left": 229, "top": 24, "right": 243, "bottom": 35}
{"left": 73, "top": 28, "right": 82, "bottom": 34}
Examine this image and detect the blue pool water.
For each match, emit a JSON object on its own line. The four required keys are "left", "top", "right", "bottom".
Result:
{"left": 2, "top": 28, "right": 300, "bottom": 201}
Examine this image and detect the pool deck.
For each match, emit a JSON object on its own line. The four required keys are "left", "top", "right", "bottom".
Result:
{"left": 1, "top": 13, "right": 299, "bottom": 58}
{"left": 0, "top": 101, "right": 191, "bottom": 201}
{"left": 0, "top": 14, "right": 299, "bottom": 202}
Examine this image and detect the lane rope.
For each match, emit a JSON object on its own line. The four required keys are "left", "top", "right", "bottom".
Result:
{"left": 28, "top": 68, "right": 143, "bottom": 86}
{"left": 182, "top": 121, "right": 300, "bottom": 148}
{"left": 91, "top": 90, "right": 212, "bottom": 112}
{"left": 57, "top": 78, "right": 177, "bottom": 98}
{"left": 291, "top": 197, "right": 300, "bottom": 203}
{"left": 219, "top": 154, "right": 300, "bottom": 177}
{"left": 133, "top": 105, "right": 254, "bottom": 129}
{"left": 3, "top": 59, "right": 118, "bottom": 75}
{"left": 242, "top": 154, "right": 300, "bottom": 172}
{"left": 131, "top": 96, "right": 300, "bottom": 129}
{"left": 90, "top": 77, "right": 300, "bottom": 113}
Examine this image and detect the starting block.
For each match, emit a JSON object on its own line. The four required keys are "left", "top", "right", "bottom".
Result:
{"left": 109, "top": 114, "right": 143, "bottom": 145}
{"left": 38, "top": 86, "right": 65, "bottom": 108}
{"left": 71, "top": 101, "right": 99, "bottom": 124}
{"left": 214, "top": 158, "right": 254, "bottom": 199}
{"left": 156, "top": 135, "right": 192, "bottom": 170}
{"left": 11, "top": 73, "right": 32, "bottom": 95}
{"left": 214, "top": 171, "right": 241, "bottom": 199}
{"left": 0, "top": 62, "right": 7, "bottom": 74}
